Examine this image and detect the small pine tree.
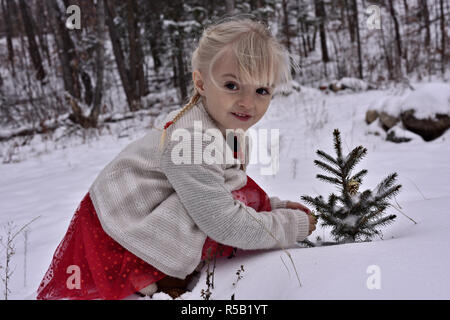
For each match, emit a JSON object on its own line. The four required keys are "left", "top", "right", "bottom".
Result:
{"left": 301, "top": 129, "right": 401, "bottom": 243}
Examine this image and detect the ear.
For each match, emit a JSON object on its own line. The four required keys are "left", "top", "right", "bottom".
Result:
{"left": 192, "top": 70, "right": 206, "bottom": 95}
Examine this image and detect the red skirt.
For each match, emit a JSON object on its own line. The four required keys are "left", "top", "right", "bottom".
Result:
{"left": 36, "top": 175, "right": 272, "bottom": 300}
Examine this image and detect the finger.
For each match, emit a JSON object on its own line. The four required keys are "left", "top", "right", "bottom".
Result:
{"left": 288, "top": 202, "right": 311, "bottom": 213}
{"left": 299, "top": 204, "right": 310, "bottom": 213}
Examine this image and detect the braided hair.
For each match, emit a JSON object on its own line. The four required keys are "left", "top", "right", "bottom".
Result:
{"left": 159, "top": 90, "right": 201, "bottom": 150}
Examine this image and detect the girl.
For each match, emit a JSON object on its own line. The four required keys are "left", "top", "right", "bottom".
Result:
{"left": 36, "top": 16, "right": 317, "bottom": 300}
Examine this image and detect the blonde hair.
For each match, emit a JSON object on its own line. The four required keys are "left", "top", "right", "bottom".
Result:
{"left": 159, "top": 16, "right": 297, "bottom": 150}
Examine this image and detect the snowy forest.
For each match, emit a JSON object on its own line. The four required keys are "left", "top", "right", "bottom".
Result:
{"left": 0, "top": 0, "right": 449, "bottom": 301}
{"left": 0, "top": 0, "right": 448, "bottom": 136}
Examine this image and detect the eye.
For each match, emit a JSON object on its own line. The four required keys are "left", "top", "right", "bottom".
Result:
{"left": 224, "top": 82, "right": 238, "bottom": 91}
{"left": 256, "top": 87, "right": 271, "bottom": 96}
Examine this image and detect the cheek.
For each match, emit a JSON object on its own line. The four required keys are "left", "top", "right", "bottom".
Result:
{"left": 258, "top": 102, "right": 271, "bottom": 116}
{"left": 252, "top": 112, "right": 265, "bottom": 124}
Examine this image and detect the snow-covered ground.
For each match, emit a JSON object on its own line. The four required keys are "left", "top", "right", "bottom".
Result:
{"left": 1, "top": 81, "right": 449, "bottom": 300}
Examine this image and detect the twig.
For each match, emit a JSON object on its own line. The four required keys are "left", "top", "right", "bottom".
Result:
{"left": 0, "top": 217, "right": 40, "bottom": 299}
{"left": 405, "top": 177, "right": 429, "bottom": 201}
{"left": 10, "top": 216, "right": 41, "bottom": 243}
{"left": 242, "top": 207, "right": 303, "bottom": 287}
{"left": 279, "top": 255, "right": 291, "bottom": 279}
{"left": 219, "top": 182, "right": 303, "bottom": 287}
{"left": 394, "top": 195, "right": 403, "bottom": 209}
{"left": 390, "top": 204, "right": 417, "bottom": 225}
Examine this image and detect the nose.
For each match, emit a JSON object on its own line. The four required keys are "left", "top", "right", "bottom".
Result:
{"left": 237, "top": 88, "right": 254, "bottom": 110}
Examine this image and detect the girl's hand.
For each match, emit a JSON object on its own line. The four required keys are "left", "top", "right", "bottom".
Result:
{"left": 286, "top": 201, "right": 310, "bottom": 214}
{"left": 286, "top": 201, "right": 317, "bottom": 236}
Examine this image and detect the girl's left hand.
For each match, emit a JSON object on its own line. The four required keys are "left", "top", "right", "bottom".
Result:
{"left": 286, "top": 201, "right": 310, "bottom": 214}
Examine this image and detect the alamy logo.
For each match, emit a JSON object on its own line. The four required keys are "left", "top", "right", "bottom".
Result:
{"left": 366, "top": 5, "right": 381, "bottom": 30}
{"left": 66, "top": 5, "right": 81, "bottom": 30}
{"left": 66, "top": 265, "right": 81, "bottom": 289}
{"left": 366, "top": 265, "right": 381, "bottom": 290}
{"left": 169, "top": 121, "right": 280, "bottom": 175}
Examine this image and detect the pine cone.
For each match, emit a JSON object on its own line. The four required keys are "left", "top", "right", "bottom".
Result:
{"left": 347, "top": 179, "right": 360, "bottom": 196}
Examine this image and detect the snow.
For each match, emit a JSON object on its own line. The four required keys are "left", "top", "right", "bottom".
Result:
{"left": 337, "top": 77, "right": 369, "bottom": 91}
{"left": 370, "top": 82, "right": 450, "bottom": 119}
{"left": 1, "top": 81, "right": 449, "bottom": 300}
{"left": 341, "top": 214, "right": 359, "bottom": 227}
{"left": 402, "top": 83, "right": 450, "bottom": 118}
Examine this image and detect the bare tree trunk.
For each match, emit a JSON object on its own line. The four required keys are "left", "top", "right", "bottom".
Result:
{"left": 137, "top": 36, "right": 149, "bottom": 97}
{"left": 281, "top": 0, "right": 292, "bottom": 53}
{"left": 311, "top": 25, "right": 317, "bottom": 51}
{"left": 46, "top": 0, "right": 98, "bottom": 128}
{"left": 402, "top": 0, "right": 410, "bottom": 73}
{"left": 344, "top": 0, "right": 355, "bottom": 43}
{"left": 388, "top": 0, "right": 402, "bottom": 78}
{"left": 18, "top": 0, "right": 46, "bottom": 81}
{"left": 403, "top": 0, "right": 409, "bottom": 23}
{"left": 105, "top": 0, "right": 137, "bottom": 111}
{"left": 168, "top": 0, "right": 188, "bottom": 103}
{"left": 149, "top": 36, "right": 162, "bottom": 73}
{"left": 80, "top": 72, "right": 93, "bottom": 106}
{"left": 46, "top": 0, "right": 81, "bottom": 99}
{"left": 126, "top": 0, "right": 148, "bottom": 100}
{"left": 35, "top": 0, "right": 52, "bottom": 67}
{"left": 420, "top": 0, "right": 431, "bottom": 48}
{"left": 440, "top": 0, "right": 446, "bottom": 76}
{"left": 420, "top": 0, "right": 433, "bottom": 77}
{"left": 127, "top": 0, "right": 139, "bottom": 108}
{"left": 1, "top": 0, "right": 15, "bottom": 76}
{"left": 300, "top": 20, "right": 308, "bottom": 57}
{"left": 173, "top": 28, "right": 188, "bottom": 102}
{"left": 352, "top": 0, "right": 363, "bottom": 79}
{"left": 171, "top": 54, "right": 178, "bottom": 89}
{"left": 315, "top": 0, "right": 329, "bottom": 63}
{"left": 126, "top": 0, "right": 141, "bottom": 110}
{"left": 225, "top": 0, "right": 235, "bottom": 14}
{"left": 145, "top": 0, "right": 164, "bottom": 74}
{"left": 91, "top": 0, "right": 106, "bottom": 126}
{"left": 380, "top": 15, "right": 394, "bottom": 80}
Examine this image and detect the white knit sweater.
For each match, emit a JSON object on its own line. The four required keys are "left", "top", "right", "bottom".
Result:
{"left": 89, "top": 100, "right": 310, "bottom": 279}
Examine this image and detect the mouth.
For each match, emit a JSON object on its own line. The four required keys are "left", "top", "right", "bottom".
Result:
{"left": 231, "top": 112, "right": 252, "bottom": 122}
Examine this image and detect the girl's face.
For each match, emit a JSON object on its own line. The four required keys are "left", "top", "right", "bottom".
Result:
{"left": 193, "top": 50, "right": 274, "bottom": 135}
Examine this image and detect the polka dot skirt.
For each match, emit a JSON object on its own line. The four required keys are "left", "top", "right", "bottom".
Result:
{"left": 36, "top": 175, "right": 272, "bottom": 300}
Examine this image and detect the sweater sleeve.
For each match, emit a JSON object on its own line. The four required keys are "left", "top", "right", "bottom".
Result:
{"left": 269, "top": 196, "right": 289, "bottom": 209}
{"left": 160, "top": 129, "right": 310, "bottom": 249}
